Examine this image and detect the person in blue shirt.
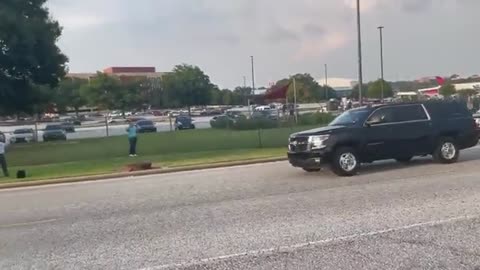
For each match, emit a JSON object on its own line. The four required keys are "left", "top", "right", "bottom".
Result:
{"left": 126, "top": 123, "right": 138, "bottom": 157}
{"left": 0, "top": 140, "right": 8, "bottom": 177}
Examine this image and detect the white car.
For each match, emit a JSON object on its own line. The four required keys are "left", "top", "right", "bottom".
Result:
{"left": 10, "top": 128, "right": 35, "bottom": 144}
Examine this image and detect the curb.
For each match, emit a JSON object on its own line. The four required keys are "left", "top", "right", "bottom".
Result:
{"left": 0, "top": 157, "right": 287, "bottom": 190}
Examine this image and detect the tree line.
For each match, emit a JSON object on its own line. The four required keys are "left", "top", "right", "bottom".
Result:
{"left": 51, "top": 65, "right": 258, "bottom": 115}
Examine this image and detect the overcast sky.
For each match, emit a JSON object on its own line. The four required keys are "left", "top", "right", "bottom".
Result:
{"left": 47, "top": 0, "right": 479, "bottom": 88}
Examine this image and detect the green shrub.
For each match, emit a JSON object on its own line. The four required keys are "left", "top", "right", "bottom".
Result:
{"left": 232, "top": 117, "right": 278, "bottom": 130}
{"left": 297, "top": 112, "right": 335, "bottom": 126}
{"left": 211, "top": 112, "right": 334, "bottom": 130}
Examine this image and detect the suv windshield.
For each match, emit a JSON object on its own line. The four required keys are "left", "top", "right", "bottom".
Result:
{"left": 329, "top": 109, "right": 371, "bottom": 126}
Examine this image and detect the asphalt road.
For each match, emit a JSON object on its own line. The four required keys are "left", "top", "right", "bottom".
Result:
{"left": 1, "top": 148, "right": 480, "bottom": 270}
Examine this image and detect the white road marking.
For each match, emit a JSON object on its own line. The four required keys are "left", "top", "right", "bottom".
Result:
{"left": 0, "top": 218, "right": 59, "bottom": 229}
{"left": 137, "top": 214, "right": 479, "bottom": 270}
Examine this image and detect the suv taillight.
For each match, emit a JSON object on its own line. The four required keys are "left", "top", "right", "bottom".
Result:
{"left": 474, "top": 119, "right": 480, "bottom": 129}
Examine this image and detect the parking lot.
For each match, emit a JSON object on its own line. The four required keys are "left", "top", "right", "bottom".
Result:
{"left": 0, "top": 116, "right": 213, "bottom": 142}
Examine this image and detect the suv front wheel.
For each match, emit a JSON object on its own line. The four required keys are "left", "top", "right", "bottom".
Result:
{"left": 331, "top": 147, "right": 360, "bottom": 177}
{"left": 433, "top": 137, "right": 459, "bottom": 164}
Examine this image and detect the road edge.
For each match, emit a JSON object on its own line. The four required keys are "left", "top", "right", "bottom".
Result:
{"left": 0, "top": 157, "right": 287, "bottom": 190}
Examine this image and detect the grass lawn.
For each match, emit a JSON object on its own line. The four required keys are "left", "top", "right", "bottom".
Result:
{"left": 0, "top": 125, "right": 318, "bottom": 183}
{"left": 0, "top": 148, "right": 286, "bottom": 184}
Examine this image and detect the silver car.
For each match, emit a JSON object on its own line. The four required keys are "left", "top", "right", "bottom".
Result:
{"left": 11, "top": 128, "right": 35, "bottom": 143}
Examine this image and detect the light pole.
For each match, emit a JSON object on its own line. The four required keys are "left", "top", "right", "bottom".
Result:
{"left": 250, "top": 56, "right": 256, "bottom": 94}
{"left": 356, "top": 0, "right": 364, "bottom": 105}
{"left": 324, "top": 63, "right": 328, "bottom": 100}
{"left": 378, "top": 26, "right": 385, "bottom": 102}
{"left": 243, "top": 76, "right": 248, "bottom": 105}
{"left": 250, "top": 56, "right": 255, "bottom": 116}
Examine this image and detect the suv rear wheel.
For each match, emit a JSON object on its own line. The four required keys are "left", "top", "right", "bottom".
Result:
{"left": 433, "top": 137, "right": 459, "bottom": 164}
{"left": 331, "top": 147, "right": 360, "bottom": 176}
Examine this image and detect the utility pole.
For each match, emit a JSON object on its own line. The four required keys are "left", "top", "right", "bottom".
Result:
{"left": 250, "top": 56, "right": 256, "bottom": 94}
{"left": 378, "top": 26, "right": 385, "bottom": 103}
{"left": 243, "top": 76, "right": 247, "bottom": 105}
{"left": 324, "top": 63, "right": 328, "bottom": 100}
{"left": 293, "top": 77, "right": 298, "bottom": 123}
{"left": 250, "top": 56, "right": 255, "bottom": 116}
{"left": 356, "top": 0, "right": 364, "bottom": 105}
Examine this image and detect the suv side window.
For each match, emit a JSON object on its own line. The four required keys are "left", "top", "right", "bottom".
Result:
{"left": 393, "top": 105, "right": 428, "bottom": 122}
{"left": 367, "top": 107, "right": 395, "bottom": 125}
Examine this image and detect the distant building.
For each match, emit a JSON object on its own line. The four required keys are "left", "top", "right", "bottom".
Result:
{"left": 67, "top": 66, "right": 166, "bottom": 81}
{"left": 316, "top": 77, "right": 355, "bottom": 98}
{"left": 332, "top": 86, "right": 353, "bottom": 98}
{"left": 418, "top": 82, "right": 480, "bottom": 96}
{"left": 103, "top": 66, "right": 166, "bottom": 79}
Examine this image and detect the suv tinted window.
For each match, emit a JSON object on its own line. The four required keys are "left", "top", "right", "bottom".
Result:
{"left": 393, "top": 105, "right": 428, "bottom": 122}
{"left": 367, "top": 107, "right": 395, "bottom": 124}
{"left": 424, "top": 100, "right": 471, "bottom": 119}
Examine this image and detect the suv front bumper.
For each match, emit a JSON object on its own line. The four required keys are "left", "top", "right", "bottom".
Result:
{"left": 287, "top": 150, "right": 330, "bottom": 169}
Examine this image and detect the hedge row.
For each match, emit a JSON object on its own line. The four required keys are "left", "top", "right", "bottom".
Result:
{"left": 211, "top": 112, "right": 335, "bottom": 130}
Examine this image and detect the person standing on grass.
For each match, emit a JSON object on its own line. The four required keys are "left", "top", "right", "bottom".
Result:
{"left": 126, "top": 123, "right": 138, "bottom": 157}
{"left": 0, "top": 140, "right": 9, "bottom": 177}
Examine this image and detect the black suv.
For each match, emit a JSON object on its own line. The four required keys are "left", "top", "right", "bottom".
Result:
{"left": 288, "top": 101, "right": 479, "bottom": 176}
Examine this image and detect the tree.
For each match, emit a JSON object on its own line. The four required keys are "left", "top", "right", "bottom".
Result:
{"left": 350, "top": 83, "right": 369, "bottom": 100}
{"left": 233, "top": 86, "right": 252, "bottom": 105}
{"left": 367, "top": 79, "right": 394, "bottom": 99}
{"left": 208, "top": 87, "right": 221, "bottom": 105}
{"left": 54, "top": 78, "right": 88, "bottom": 116}
{"left": 162, "top": 64, "right": 213, "bottom": 114}
{"left": 82, "top": 73, "right": 126, "bottom": 111}
{"left": 0, "top": 0, "right": 68, "bottom": 115}
{"left": 439, "top": 83, "right": 456, "bottom": 97}
{"left": 221, "top": 89, "right": 234, "bottom": 105}
{"left": 272, "top": 73, "right": 324, "bottom": 103}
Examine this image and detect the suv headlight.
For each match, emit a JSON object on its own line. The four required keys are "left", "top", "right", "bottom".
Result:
{"left": 308, "top": 135, "right": 329, "bottom": 150}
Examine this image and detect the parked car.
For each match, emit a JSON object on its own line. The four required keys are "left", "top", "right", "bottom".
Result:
{"left": 0, "top": 131, "right": 5, "bottom": 143}
{"left": 288, "top": 101, "right": 479, "bottom": 176}
{"left": 175, "top": 116, "right": 195, "bottom": 130}
{"left": 135, "top": 120, "right": 157, "bottom": 133}
{"left": 43, "top": 125, "right": 67, "bottom": 142}
{"left": 11, "top": 128, "right": 35, "bottom": 144}
{"left": 61, "top": 122, "right": 76, "bottom": 133}
{"left": 251, "top": 109, "right": 279, "bottom": 121}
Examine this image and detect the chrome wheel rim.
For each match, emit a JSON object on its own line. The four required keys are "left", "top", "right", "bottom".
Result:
{"left": 339, "top": 153, "right": 357, "bottom": 172}
{"left": 441, "top": 142, "right": 456, "bottom": 160}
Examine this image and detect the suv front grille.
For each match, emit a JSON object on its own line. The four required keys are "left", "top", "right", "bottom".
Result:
{"left": 289, "top": 137, "right": 309, "bottom": 152}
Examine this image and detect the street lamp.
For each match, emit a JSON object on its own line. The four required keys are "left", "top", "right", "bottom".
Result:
{"left": 356, "top": 0, "right": 364, "bottom": 105}
{"left": 378, "top": 26, "right": 385, "bottom": 102}
{"left": 250, "top": 56, "right": 256, "bottom": 93}
{"left": 324, "top": 63, "right": 328, "bottom": 100}
{"left": 250, "top": 56, "right": 255, "bottom": 116}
